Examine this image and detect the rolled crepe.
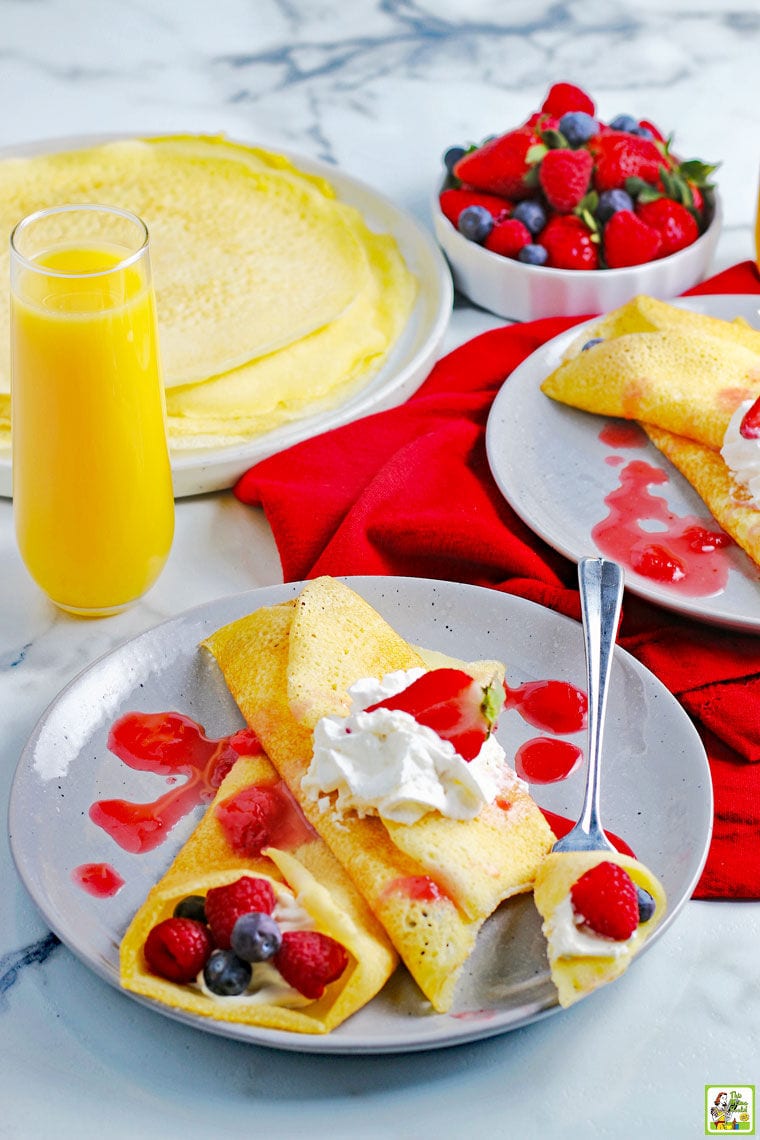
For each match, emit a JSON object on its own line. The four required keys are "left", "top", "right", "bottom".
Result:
{"left": 120, "top": 750, "right": 398, "bottom": 1034}
{"left": 203, "top": 577, "right": 554, "bottom": 1013}
{"left": 533, "top": 850, "right": 666, "bottom": 1008}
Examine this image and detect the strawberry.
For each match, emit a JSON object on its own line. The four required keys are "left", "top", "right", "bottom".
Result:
{"left": 438, "top": 188, "right": 511, "bottom": 227}
{"left": 273, "top": 930, "right": 349, "bottom": 999}
{"left": 592, "top": 131, "right": 668, "bottom": 192}
{"left": 539, "top": 215, "right": 599, "bottom": 270}
{"left": 365, "top": 667, "right": 503, "bottom": 761}
{"left": 454, "top": 127, "right": 539, "bottom": 199}
{"left": 570, "top": 861, "right": 640, "bottom": 940}
{"left": 540, "top": 82, "right": 595, "bottom": 117}
{"left": 484, "top": 217, "right": 532, "bottom": 257}
{"left": 204, "top": 875, "right": 276, "bottom": 950}
{"left": 638, "top": 118, "right": 666, "bottom": 143}
{"left": 143, "top": 917, "right": 213, "bottom": 983}
{"left": 634, "top": 197, "right": 699, "bottom": 256}
{"left": 603, "top": 209, "right": 662, "bottom": 267}
{"left": 538, "top": 147, "right": 593, "bottom": 212}
{"left": 740, "top": 396, "right": 760, "bottom": 439}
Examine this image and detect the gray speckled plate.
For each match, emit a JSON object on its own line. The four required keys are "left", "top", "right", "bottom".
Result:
{"left": 9, "top": 576, "right": 711, "bottom": 1053}
{"left": 486, "top": 295, "right": 760, "bottom": 632}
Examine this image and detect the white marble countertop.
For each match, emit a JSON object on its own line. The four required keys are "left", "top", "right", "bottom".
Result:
{"left": 2, "top": 2, "right": 760, "bottom": 1137}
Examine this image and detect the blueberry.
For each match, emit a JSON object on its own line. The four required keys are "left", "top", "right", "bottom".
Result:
{"left": 230, "top": 912, "right": 282, "bottom": 962}
{"left": 581, "top": 337, "right": 604, "bottom": 351}
{"left": 636, "top": 887, "right": 656, "bottom": 923}
{"left": 443, "top": 145, "right": 466, "bottom": 174}
{"left": 512, "top": 199, "right": 547, "bottom": 236}
{"left": 173, "top": 894, "right": 207, "bottom": 923}
{"left": 609, "top": 113, "right": 639, "bottom": 133}
{"left": 203, "top": 949, "right": 252, "bottom": 996}
{"left": 457, "top": 204, "right": 494, "bottom": 243}
{"left": 517, "top": 243, "right": 548, "bottom": 266}
{"left": 558, "top": 111, "right": 599, "bottom": 147}
{"left": 630, "top": 125, "right": 654, "bottom": 139}
{"left": 597, "top": 188, "right": 634, "bottom": 224}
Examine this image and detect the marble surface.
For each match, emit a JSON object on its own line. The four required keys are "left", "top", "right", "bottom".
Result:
{"left": 2, "top": 2, "right": 760, "bottom": 1137}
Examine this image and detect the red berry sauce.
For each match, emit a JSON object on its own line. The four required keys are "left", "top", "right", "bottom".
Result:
{"left": 598, "top": 421, "right": 646, "bottom": 449}
{"left": 382, "top": 875, "right": 446, "bottom": 904}
{"left": 89, "top": 711, "right": 261, "bottom": 853}
{"left": 72, "top": 862, "right": 125, "bottom": 898}
{"left": 503, "top": 678, "right": 587, "bottom": 735}
{"left": 592, "top": 456, "right": 733, "bottom": 595}
{"left": 515, "top": 738, "right": 583, "bottom": 784}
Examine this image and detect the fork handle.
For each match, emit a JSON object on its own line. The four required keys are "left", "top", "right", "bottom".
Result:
{"left": 577, "top": 557, "right": 624, "bottom": 842}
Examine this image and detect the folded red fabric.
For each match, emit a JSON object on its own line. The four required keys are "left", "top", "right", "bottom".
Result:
{"left": 235, "top": 260, "right": 760, "bottom": 899}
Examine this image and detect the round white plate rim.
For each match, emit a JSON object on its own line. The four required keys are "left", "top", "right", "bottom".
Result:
{"left": 9, "top": 575, "right": 712, "bottom": 1054}
{"left": 0, "top": 132, "right": 453, "bottom": 498}
{"left": 485, "top": 294, "right": 760, "bottom": 632}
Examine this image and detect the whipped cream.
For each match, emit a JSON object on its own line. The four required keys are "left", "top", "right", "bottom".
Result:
{"left": 721, "top": 399, "right": 760, "bottom": 506}
{"left": 301, "top": 669, "right": 510, "bottom": 825}
{"left": 546, "top": 894, "right": 633, "bottom": 961}
{"left": 195, "top": 879, "right": 313, "bottom": 1007}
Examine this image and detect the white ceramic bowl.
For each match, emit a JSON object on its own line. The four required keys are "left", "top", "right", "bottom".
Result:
{"left": 432, "top": 191, "right": 722, "bottom": 322}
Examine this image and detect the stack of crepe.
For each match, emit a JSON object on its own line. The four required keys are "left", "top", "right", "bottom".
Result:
{"left": 122, "top": 577, "right": 555, "bottom": 1029}
{"left": 541, "top": 295, "right": 760, "bottom": 567}
{"left": 0, "top": 134, "right": 417, "bottom": 450}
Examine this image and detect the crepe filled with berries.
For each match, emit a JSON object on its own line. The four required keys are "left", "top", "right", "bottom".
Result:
{"left": 533, "top": 852, "right": 666, "bottom": 1008}
{"left": 203, "top": 577, "right": 554, "bottom": 1014}
{"left": 120, "top": 750, "right": 398, "bottom": 1034}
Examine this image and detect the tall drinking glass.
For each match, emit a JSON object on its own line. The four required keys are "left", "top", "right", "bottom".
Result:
{"left": 10, "top": 203, "right": 174, "bottom": 616}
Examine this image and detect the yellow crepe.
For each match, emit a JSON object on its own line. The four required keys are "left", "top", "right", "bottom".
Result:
{"left": 0, "top": 133, "right": 417, "bottom": 450}
{"left": 533, "top": 851, "right": 666, "bottom": 1008}
{"left": 566, "top": 295, "right": 760, "bottom": 355}
{"left": 120, "top": 751, "right": 397, "bottom": 1034}
{"left": 203, "top": 577, "right": 554, "bottom": 1013}
{"left": 542, "top": 326, "right": 760, "bottom": 451}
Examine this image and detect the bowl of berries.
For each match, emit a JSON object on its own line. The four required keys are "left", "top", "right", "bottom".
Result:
{"left": 434, "top": 82, "right": 721, "bottom": 322}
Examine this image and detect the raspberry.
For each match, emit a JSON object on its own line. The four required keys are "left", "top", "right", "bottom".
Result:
{"left": 454, "top": 127, "right": 539, "bottom": 199}
{"left": 143, "top": 917, "right": 212, "bottom": 983}
{"left": 540, "top": 82, "right": 595, "bottom": 118}
{"left": 635, "top": 197, "right": 699, "bottom": 257}
{"left": 538, "top": 147, "right": 593, "bottom": 212}
{"left": 592, "top": 131, "right": 667, "bottom": 192}
{"left": 214, "top": 783, "right": 293, "bottom": 858}
{"left": 438, "top": 188, "right": 511, "bottom": 227}
{"left": 273, "top": 930, "right": 349, "bottom": 1000}
{"left": 484, "top": 217, "right": 532, "bottom": 258}
{"left": 539, "top": 215, "right": 599, "bottom": 270}
{"left": 204, "top": 875, "right": 276, "bottom": 950}
{"left": 603, "top": 209, "right": 662, "bottom": 268}
{"left": 570, "top": 861, "right": 640, "bottom": 940}
{"left": 365, "top": 667, "right": 503, "bottom": 761}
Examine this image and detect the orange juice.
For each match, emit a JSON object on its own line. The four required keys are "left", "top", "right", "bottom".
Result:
{"left": 11, "top": 209, "right": 174, "bottom": 615}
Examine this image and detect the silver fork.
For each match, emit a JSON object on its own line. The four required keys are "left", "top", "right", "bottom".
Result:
{"left": 551, "top": 556, "right": 624, "bottom": 854}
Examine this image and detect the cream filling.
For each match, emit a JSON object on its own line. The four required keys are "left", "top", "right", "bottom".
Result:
{"left": 546, "top": 895, "right": 634, "bottom": 961}
{"left": 721, "top": 399, "right": 760, "bottom": 506}
{"left": 302, "top": 670, "right": 512, "bottom": 824}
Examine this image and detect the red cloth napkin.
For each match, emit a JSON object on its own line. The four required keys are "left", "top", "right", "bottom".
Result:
{"left": 235, "top": 260, "right": 760, "bottom": 900}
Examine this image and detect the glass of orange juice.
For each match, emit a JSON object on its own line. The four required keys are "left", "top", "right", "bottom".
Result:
{"left": 10, "top": 203, "right": 174, "bottom": 616}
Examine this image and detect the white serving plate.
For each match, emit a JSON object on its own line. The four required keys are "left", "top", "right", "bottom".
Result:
{"left": 9, "top": 576, "right": 711, "bottom": 1054}
{"left": 0, "top": 134, "right": 453, "bottom": 498}
{"left": 486, "top": 294, "right": 760, "bottom": 631}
